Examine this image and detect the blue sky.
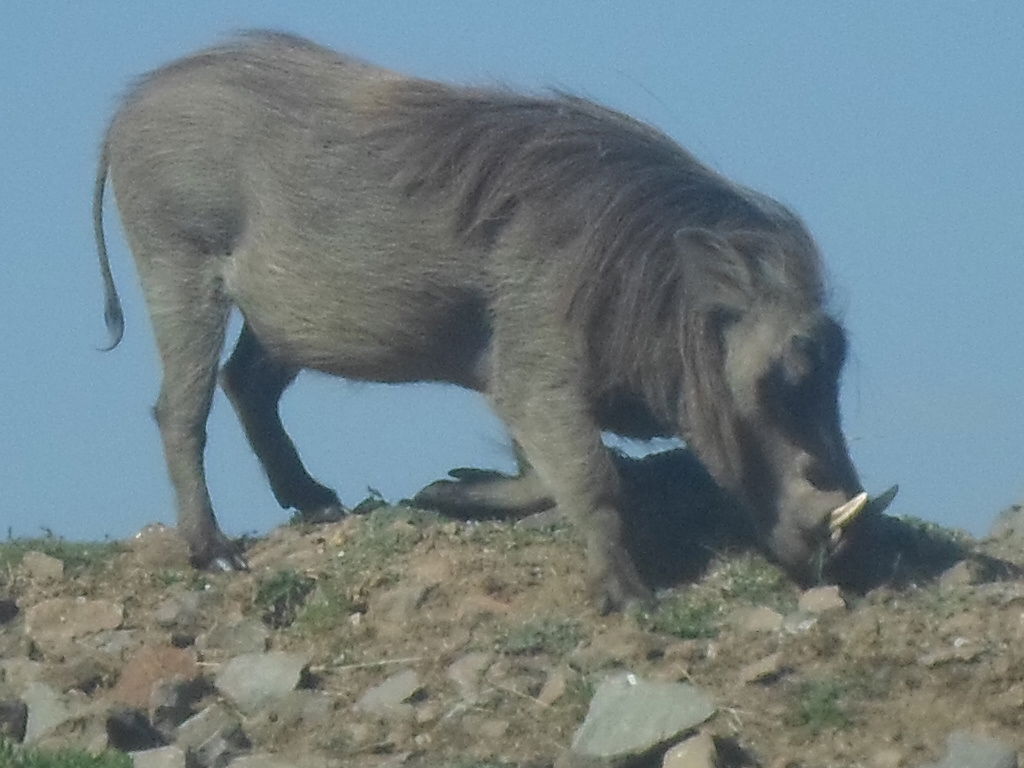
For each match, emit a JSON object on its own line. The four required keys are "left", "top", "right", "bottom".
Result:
{"left": 2, "top": 2, "right": 1022, "bottom": 543}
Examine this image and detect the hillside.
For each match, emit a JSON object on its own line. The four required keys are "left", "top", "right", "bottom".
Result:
{"left": 1, "top": 451, "right": 1022, "bottom": 768}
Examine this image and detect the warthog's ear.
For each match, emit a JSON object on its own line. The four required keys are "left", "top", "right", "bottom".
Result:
{"left": 673, "top": 227, "right": 755, "bottom": 314}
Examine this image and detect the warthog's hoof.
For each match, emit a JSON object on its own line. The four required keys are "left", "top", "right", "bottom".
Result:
{"left": 190, "top": 533, "right": 249, "bottom": 572}
{"left": 590, "top": 552, "right": 655, "bottom": 615}
{"left": 293, "top": 502, "right": 347, "bottom": 525}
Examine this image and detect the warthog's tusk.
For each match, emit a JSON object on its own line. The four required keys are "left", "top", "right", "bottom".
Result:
{"left": 827, "top": 485, "right": 899, "bottom": 546}
{"left": 828, "top": 492, "right": 868, "bottom": 545}
{"left": 829, "top": 492, "right": 869, "bottom": 531}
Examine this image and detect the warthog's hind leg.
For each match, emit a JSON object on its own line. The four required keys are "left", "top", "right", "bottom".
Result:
{"left": 220, "top": 324, "right": 344, "bottom": 524}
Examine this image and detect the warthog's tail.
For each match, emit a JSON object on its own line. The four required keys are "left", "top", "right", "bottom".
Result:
{"left": 93, "top": 139, "right": 124, "bottom": 350}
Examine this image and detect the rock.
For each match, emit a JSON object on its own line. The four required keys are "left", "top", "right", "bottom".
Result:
{"left": 21, "top": 681, "right": 88, "bottom": 744}
{"left": 918, "top": 640, "right": 982, "bottom": 668}
{"left": 175, "top": 704, "right": 249, "bottom": 766}
{"left": 111, "top": 645, "right": 199, "bottom": 709}
{"left": 176, "top": 708, "right": 247, "bottom": 753}
{"left": 446, "top": 652, "right": 493, "bottom": 703}
{"left": 227, "top": 757, "right": 293, "bottom": 768}
{"left": 0, "top": 698, "right": 28, "bottom": 741}
{"left": 990, "top": 503, "right": 1024, "bottom": 540}
{"left": 798, "top": 586, "right": 846, "bottom": 614}
{"left": 20, "top": 551, "right": 65, "bottom": 581}
{"left": 24, "top": 597, "right": 124, "bottom": 646}
{"left": 369, "top": 585, "right": 433, "bottom": 634}
{"left": 662, "top": 732, "right": 717, "bottom": 768}
{"left": 150, "top": 677, "right": 207, "bottom": 738}
{"left": 516, "top": 508, "right": 565, "bottom": 530}
{"left": 0, "top": 598, "right": 19, "bottom": 625}
{"left": 128, "top": 523, "right": 192, "bottom": 570}
{"left": 732, "top": 605, "right": 784, "bottom": 634}
{"left": 80, "top": 629, "right": 140, "bottom": 658}
{"left": 738, "top": 652, "right": 784, "bottom": 685}
{"left": 43, "top": 654, "right": 116, "bottom": 694}
{"left": 570, "top": 673, "right": 715, "bottom": 766}
{"left": 106, "top": 707, "right": 166, "bottom": 752}
{"left": 921, "top": 730, "right": 1018, "bottom": 768}
{"left": 355, "top": 669, "right": 422, "bottom": 717}
{"left": 872, "top": 748, "right": 904, "bottom": 768}
{"left": 537, "top": 666, "right": 572, "bottom": 706}
{"left": 214, "top": 652, "right": 308, "bottom": 715}
{"left": 153, "top": 592, "right": 204, "bottom": 630}
{"left": 1, "top": 657, "right": 45, "bottom": 691}
{"left": 131, "top": 745, "right": 189, "bottom": 768}
{"left": 198, "top": 619, "right": 270, "bottom": 656}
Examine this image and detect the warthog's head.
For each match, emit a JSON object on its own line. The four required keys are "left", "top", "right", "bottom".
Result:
{"left": 672, "top": 228, "right": 887, "bottom": 584}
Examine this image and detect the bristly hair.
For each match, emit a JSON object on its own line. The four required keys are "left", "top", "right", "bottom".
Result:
{"left": 363, "top": 69, "right": 830, "bottom": 482}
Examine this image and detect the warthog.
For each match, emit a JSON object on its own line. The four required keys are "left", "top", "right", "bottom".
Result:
{"left": 96, "top": 32, "right": 881, "bottom": 610}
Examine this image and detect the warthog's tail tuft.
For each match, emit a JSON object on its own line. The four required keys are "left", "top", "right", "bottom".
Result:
{"left": 93, "top": 139, "right": 124, "bottom": 351}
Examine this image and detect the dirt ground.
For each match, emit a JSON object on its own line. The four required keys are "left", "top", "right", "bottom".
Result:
{"left": 3, "top": 450, "right": 1023, "bottom": 767}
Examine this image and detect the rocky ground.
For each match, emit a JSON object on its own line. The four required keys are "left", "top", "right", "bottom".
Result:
{"left": 2, "top": 452, "right": 1023, "bottom": 768}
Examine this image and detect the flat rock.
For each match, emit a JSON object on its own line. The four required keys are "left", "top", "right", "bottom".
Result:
{"left": 738, "top": 652, "right": 784, "bottom": 685}
{"left": 24, "top": 597, "right": 123, "bottom": 645}
{"left": 732, "top": 605, "right": 784, "bottom": 634}
{"left": 111, "top": 645, "right": 199, "bottom": 709}
{"left": 198, "top": 619, "right": 270, "bottom": 655}
{"left": 21, "top": 681, "right": 85, "bottom": 743}
{"left": 798, "top": 586, "right": 846, "bottom": 614}
{"left": 175, "top": 704, "right": 249, "bottom": 766}
{"left": 355, "top": 669, "right": 422, "bottom": 717}
{"left": 662, "top": 732, "right": 717, "bottom": 768}
{"left": 131, "top": 745, "right": 188, "bottom": 768}
{"left": 20, "top": 551, "right": 65, "bottom": 581}
{"left": 537, "top": 666, "right": 572, "bottom": 706}
{"left": 570, "top": 673, "right": 715, "bottom": 766}
{"left": 215, "top": 652, "right": 308, "bottom": 715}
{"left": 446, "top": 652, "right": 493, "bottom": 702}
{"left": 921, "top": 730, "right": 1018, "bottom": 768}
{"left": 153, "top": 592, "right": 204, "bottom": 630}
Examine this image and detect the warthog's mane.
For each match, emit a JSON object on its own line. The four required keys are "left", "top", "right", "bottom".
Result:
{"left": 367, "top": 61, "right": 830, "bottom": 477}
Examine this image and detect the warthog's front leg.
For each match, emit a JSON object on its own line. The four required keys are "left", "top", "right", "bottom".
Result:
{"left": 487, "top": 347, "right": 652, "bottom": 612}
{"left": 413, "top": 443, "right": 555, "bottom": 519}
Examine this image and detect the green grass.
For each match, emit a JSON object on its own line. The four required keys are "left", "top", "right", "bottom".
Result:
{"left": 0, "top": 739, "right": 131, "bottom": 768}
{"left": 786, "top": 678, "right": 853, "bottom": 733}
{"left": 498, "top": 618, "right": 584, "bottom": 656}
{"left": 714, "top": 553, "right": 799, "bottom": 613}
{"left": 635, "top": 591, "right": 722, "bottom": 639}
{"left": 254, "top": 569, "right": 317, "bottom": 628}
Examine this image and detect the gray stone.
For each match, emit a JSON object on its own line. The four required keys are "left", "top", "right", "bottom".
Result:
{"left": 20, "top": 551, "right": 65, "bottom": 581}
{"left": 154, "top": 592, "right": 204, "bottom": 630}
{"left": 662, "top": 732, "right": 717, "bottom": 768}
{"left": 150, "top": 677, "right": 206, "bottom": 737}
{"left": 131, "top": 745, "right": 188, "bottom": 768}
{"left": 214, "top": 652, "right": 308, "bottom": 715}
{"left": 731, "top": 605, "right": 784, "bottom": 634}
{"left": 175, "top": 704, "right": 248, "bottom": 759}
{"left": 24, "top": 597, "right": 123, "bottom": 646}
{"left": 355, "top": 669, "right": 422, "bottom": 716}
{"left": 738, "top": 652, "right": 784, "bottom": 685}
{"left": 921, "top": 731, "right": 1018, "bottom": 768}
{"left": 446, "top": 652, "right": 493, "bottom": 703}
{"left": 22, "top": 682, "right": 79, "bottom": 743}
{"left": 198, "top": 619, "right": 269, "bottom": 655}
{"left": 570, "top": 673, "right": 715, "bottom": 766}
{"left": 798, "top": 585, "right": 846, "bottom": 614}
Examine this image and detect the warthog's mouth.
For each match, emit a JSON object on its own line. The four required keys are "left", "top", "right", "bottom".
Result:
{"left": 828, "top": 484, "right": 899, "bottom": 548}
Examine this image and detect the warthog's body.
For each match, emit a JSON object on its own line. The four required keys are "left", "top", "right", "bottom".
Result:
{"left": 96, "top": 32, "right": 865, "bottom": 609}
